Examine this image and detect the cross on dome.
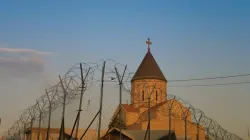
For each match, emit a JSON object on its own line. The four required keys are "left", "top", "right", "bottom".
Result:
{"left": 131, "top": 39, "right": 167, "bottom": 82}
{"left": 146, "top": 38, "right": 152, "bottom": 52}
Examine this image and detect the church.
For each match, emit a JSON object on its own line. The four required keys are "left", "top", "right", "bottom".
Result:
{"left": 18, "top": 39, "right": 206, "bottom": 140}
{"left": 101, "top": 39, "right": 206, "bottom": 140}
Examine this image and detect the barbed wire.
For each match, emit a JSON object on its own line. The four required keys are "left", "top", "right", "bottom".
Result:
{"left": 0, "top": 60, "right": 243, "bottom": 140}
{"left": 121, "top": 78, "right": 243, "bottom": 140}
{"left": 0, "top": 59, "right": 132, "bottom": 140}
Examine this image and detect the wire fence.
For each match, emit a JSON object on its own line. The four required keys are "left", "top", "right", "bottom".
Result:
{"left": 0, "top": 59, "right": 243, "bottom": 140}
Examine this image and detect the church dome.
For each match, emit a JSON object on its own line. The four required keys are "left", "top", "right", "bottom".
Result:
{"left": 131, "top": 49, "right": 167, "bottom": 82}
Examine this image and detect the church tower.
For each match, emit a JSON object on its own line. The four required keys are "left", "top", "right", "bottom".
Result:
{"left": 131, "top": 39, "right": 167, "bottom": 108}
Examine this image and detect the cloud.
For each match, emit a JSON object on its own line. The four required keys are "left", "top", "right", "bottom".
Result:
{"left": 0, "top": 47, "right": 52, "bottom": 55}
{"left": 0, "top": 57, "right": 44, "bottom": 64}
{"left": 0, "top": 47, "right": 51, "bottom": 78}
{"left": 0, "top": 57, "right": 45, "bottom": 78}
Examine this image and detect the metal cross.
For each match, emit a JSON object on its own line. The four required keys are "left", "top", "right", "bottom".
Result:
{"left": 146, "top": 38, "right": 152, "bottom": 52}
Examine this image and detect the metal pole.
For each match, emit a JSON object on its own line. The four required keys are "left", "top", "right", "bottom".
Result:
{"left": 37, "top": 113, "right": 42, "bottom": 140}
{"left": 75, "top": 64, "right": 90, "bottom": 138}
{"left": 185, "top": 117, "right": 187, "bottom": 140}
{"left": 196, "top": 114, "right": 202, "bottom": 140}
{"left": 28, "top": 107, "right": 35, "bottom": 140}
{"left": 97, "top": 61, "right": 106, "bottom": 140}
{"left": 119, "top": 82, "right": 123, "bottom": 140}
{"left": 146, "top": 84, "right": 156, "bottom": 140}
{"left": 70, "top": 112, "right": 80, "bottom": 139}
{"left": 144, "top": 122, "right": 149, "bottom": 140}
{"left": 36, "top": 100, "right": 45, "bottom": 140}
{"left": 168, "top": 108, "right": 172, "bottom": 140}
{"left": 148, "top": 97, "right": 151, "bottom": 140}
{"left": 47, "top": 104, "right": 52, "bottom": 140}
{"left": 184, "top": 107, "right": 191, "bottom": 140}
{"left": 197, "top": 125, "right": 199, "bottom": 140}
{"left": 45, "top": 89, "right": 52, "bottom": 140}
{"left": 59, "top": 75, "right": 66, "bottom": 120}
{"left": 59, "top": 75, "right": 67, "bottom": 140}
{"left": 80, "top": 110, "right": 100, "bottom": 140}
{"left": 29, "top": 118, "right": 34, "bottom": 140}
{"left": 115, "top": 65, "right": 127, "bottom": 140}
{"left": 24, "top": 123, "right": 26, "bottom": 140}
{"left": 168, "top": 97, "right": 175, "bottom": 140}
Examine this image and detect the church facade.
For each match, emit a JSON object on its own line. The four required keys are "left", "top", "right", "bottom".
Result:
{"left": 105, "top": 40, "right": 206, "bottom": 140}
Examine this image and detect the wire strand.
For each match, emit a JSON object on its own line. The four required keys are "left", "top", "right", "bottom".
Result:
{"left": 168, "top": 73, "right": 250, "bottom": 82}
{"left": 169, "top": 81, "right": 250, "bottom": 87}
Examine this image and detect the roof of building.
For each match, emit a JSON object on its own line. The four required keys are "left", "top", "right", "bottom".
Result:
{"left": 64, "top": 128, "right": 107, "bottom": 139}
{"left": 139, "top": 101, "right": 167, "bottom": 110}
{"left": 121, "top": 101, "right": 167, "bottom": 114}
{"left": 131, "top": 50, "right": 167, "bottom": 82}
{"left": 102, "top": 128, "right": 176, "bottom": 140}
{"left": 139, "top": 99, "right": 191, "bottom": 116}
{"left": 122, "top": 104, "right": 139, "bottom": 112}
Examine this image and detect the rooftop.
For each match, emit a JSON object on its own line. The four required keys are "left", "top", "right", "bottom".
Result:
{"left": 131, "top": 49, "right": 167, "bottom": 82}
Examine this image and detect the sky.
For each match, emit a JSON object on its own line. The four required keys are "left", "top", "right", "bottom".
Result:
{"left": 0, "top": 0, "right": 250, "bottom": 139}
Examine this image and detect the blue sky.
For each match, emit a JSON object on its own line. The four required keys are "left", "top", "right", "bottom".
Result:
{"left": 0, "top": 0, "right": 250, "bottom": 139}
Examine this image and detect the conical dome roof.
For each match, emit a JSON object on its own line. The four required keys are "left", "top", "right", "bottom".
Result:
{"left": 131, "top": 50, "right": 167, "bottom": 82}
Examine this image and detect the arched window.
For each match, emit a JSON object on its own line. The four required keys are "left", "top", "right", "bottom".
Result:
{"left": 156, "top": 90, "right": 158, "bottom": 101}
{"left": 142, "top": 90, "right": 144, "bottom": 101}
